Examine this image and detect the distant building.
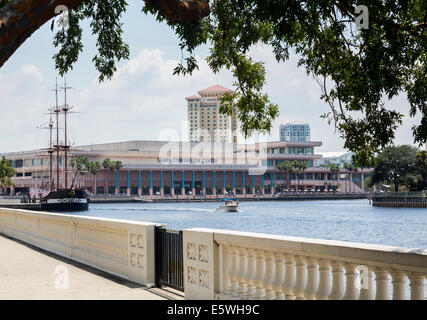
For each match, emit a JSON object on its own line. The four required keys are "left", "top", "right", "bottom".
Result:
{"left": 186, "top": 85, "right": 239, "bottom": 144}
{"left": 280, "top": 122, "right": 311, "bottom": 142}
{"left": 2, "top": 140, "right": 372, "bottom": 197}
{"left": 314, "top": 151, "right": 354, "bottom": 167}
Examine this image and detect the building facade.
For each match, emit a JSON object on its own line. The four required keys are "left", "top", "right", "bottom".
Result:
{"left": 314, "top": 151, "right": 354, "bottom": 167}
{"left": 187, "top": 85, "right": 239, "bottom": 144}
{"left": 1, "top": 140, "right": 371, "bottom": 198}
{"left": 280, "top": 122, "right": 311, "bottom": 142}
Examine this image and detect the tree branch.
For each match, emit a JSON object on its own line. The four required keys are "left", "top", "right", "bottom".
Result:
{"left": 0, "top": 0, "right": 84, "bottom": 68}
{"left": 0, "top": 0, "right": 210, "bottom": 68}
{"left": 144, "top": 0, "right": 210, "bottom": 23}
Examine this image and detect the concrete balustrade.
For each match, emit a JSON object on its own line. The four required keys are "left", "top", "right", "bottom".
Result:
{"left": 0, "top": 208, "right": 158, "bottom": 286}
{"left": 183, "top": 228, "right": 427, "bottom": 300}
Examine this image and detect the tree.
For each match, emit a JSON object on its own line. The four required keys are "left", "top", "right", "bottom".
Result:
{"left": 277, "top": 160, "right": 293, "bottom": 191}
{"left": 292, "top": 161, "right": 307, "bottom": 193}
{"left": 113, "top": 160, "right": 123, "bottom": 172}
{"left": 0, "top": 156, "right": 15, "bottom": 189}
{"left": 343, "top": 162, "right": 358, "bottom": 193}
{"left": 111, "top": 160, "right": 123, "bottom": 193}
{"left": 89, "top": 161, "right": 101, "bottom": 194}
{"left": 369, "top": 145, "right": 419, "bottom": 192}
{"left": 102, "top": 158, "right": 112, "bottom": 194}
{"left": 1, "top": 1, "right": 426, "bottom": 166}
{"left": 69, "top": 155, "right": 89, "bottom": 188}
{"left": 325, "top": 163, "right": 340, "bottom": 192}
{"left": 411, "top": 150, "right": 427, "bottom": 191}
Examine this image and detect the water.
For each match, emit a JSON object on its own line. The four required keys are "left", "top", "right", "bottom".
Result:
{"left": 72, "top": 199, "right": 427, "bottom": 249}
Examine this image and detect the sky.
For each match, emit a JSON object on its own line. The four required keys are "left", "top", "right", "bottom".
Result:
{"left": 0, "top": 2, "right": 421, "bottom": 154}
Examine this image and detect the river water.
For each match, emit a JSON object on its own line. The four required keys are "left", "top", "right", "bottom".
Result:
{"left": 73, "top": 199, "right": 427, "bottom": 249}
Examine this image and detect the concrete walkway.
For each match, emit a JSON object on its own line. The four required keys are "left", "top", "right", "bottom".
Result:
{"left": 0, "top": 234, "right": 183, "bottom": 300}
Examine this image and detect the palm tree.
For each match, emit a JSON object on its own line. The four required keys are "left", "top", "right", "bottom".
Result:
{"left": 344, "top": 162, "right": 359, "bottom": 193}
{"left": 343, "top": 162, "right": 352, "bottom": 193}
{"left": 277, "top": 160, "right": 293, "bottom": 192}
{"left": 291, "top": 160, "right": 307, "bottom": 193}
{"left": 326, "top": 163, "right": 340, "bottom": 193}
{"left": 112, "top": 160, "right": 123, "bottom": 193}
{"left": 70, "top": 156, "right": 90, "bottom": 188}
{"left": 89, "top": 161, "right": 101, "bottom": 194}
{"left": 102, "top": 158, "right": 112, "bottom": 194}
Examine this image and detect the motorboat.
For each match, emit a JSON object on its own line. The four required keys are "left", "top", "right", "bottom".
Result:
{"left": 217, "top": 199, "right": 239, "bottom": 212}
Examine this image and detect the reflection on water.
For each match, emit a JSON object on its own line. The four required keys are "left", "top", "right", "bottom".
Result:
{"left": 69, "top": 199, "right": 427, "bottom": 249}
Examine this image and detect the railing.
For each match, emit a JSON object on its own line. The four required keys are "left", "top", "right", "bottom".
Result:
{"left": 0, "top": 208, "right": 158, "bottom": 286}
{"left": 155, "top": 227, "right": 184, "bottom": 291}
{"left": 183, "top": 229, "right": 427, "bottom": 300}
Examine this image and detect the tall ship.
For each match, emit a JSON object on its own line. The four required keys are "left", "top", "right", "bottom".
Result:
{"left": 40, "top": 79, "right": 89, "bottom": 212}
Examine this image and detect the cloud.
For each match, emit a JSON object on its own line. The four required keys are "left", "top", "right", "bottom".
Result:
{"left": 0, "top": 46, "right": 421, "bottom": 154}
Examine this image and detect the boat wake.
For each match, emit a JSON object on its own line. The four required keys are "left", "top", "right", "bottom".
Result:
{"left": 91, "top": 207, "right": 217, "bottom": 213}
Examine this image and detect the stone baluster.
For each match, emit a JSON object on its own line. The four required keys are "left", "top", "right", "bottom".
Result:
{"left": 304, "top": 258, "right": 319, "bottom": 300}
{"left": 358, "top": 266, "right": 374, "bottom": 300}
{"left": 374, "top": 268, "right": 390, "bottom": 300}
{"left": 316, "top": 260, "right": 331, "bottom": 300}
{"left": 237, "top": 247, "right": 248, "bottom": 296}
{"left": 263, "top": 252, "right": 275, "bottom": 299}
{"left": 391, "top": 270, "right": 407, "bottom": 300}
{"left": 328, "top": 261, "right": 344, "bottom": 300}
{"left": 294, "top": 256, "right": 307, "bottom": 300}
{"left": 222, "top": 245, "right": 232, "bottom": 294}
{"left": 283, "top": 255, "right": 296, "bottom": 300}
{"left": 244, "top": 249, "right": 257, "bottom": 299}
{"left": 409, "top": 273, "right": 425, "bottom": 300}
{"left": 343, "top": 263, "right": 360, "bottom": 300}
{"left": 230, "top": 246, "right": 240, "bottom": 296}
{"left": 272, "top": 253, "right": 285, "bottom": 300}
{"left": 254, "top": 250, "right": 266, "bottom": 299}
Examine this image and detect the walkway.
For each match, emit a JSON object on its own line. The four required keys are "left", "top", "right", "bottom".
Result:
{"left": 0, "top": 234, "right": 183, "bottom": 300}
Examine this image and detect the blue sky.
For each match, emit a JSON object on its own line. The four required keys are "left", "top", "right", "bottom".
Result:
{"left": 0, "top": 2, "right": 420, "bottom": 153}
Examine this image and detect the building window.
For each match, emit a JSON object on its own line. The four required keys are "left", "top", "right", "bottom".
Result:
{"left": 289, "top": 147, "right": 295, "bottom": 154}
{"left": 297, "top": 147, "right": 304, "bottom": 154}
{"left": 305, "top": 147, "right": 313, "bottom": 155}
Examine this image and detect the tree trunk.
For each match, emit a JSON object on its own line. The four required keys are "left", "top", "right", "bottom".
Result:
{"left": 0, "top": 0, "right": 210, "bottom": 68}
{"left": 105, "top": 169, "right": 108, "bottom": 194}
{"left": 93, "top": 174, "right": 96, "bottom": 195}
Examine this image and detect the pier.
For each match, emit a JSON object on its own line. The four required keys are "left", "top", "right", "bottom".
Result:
{"left": 369, "top": 191, "right": 427, "bottom": 208}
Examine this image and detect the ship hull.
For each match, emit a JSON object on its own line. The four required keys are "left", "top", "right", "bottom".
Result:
{"left": 41, "top": 200, "right": 89, "bottom": 212}
{"left": 42, "top": 189, "right": 89, "bottom": 212}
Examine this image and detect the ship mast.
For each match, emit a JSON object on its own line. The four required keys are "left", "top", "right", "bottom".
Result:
{"left": 48, "top": 107, "right": 54, "bottom": 191}
{"left": 61, "top": 78, "right": 72, "bottom": 189}
{"left": 51, "top": 79, "right": 61, "bottom": 191}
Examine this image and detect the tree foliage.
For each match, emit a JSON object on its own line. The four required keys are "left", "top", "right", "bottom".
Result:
{"left": 1, "top": 0, "right": 426, "bottom": 167}
{"left": 144, "top": 0, "right": 427, "bottom": 167}
{"left": 0, "top": 156, "right": 15, "bottom": 188}
{"left": 369, "top": 145, "right": 422, "bottom": 192}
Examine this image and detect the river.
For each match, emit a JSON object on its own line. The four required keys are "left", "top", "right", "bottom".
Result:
{"left": 72, "top": 199, "right": 427, "bottom": 249}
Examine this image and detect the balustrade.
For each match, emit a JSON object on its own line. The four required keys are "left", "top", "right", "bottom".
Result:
{"left": 194, "top": 230, "right": 427, "bottom": 300}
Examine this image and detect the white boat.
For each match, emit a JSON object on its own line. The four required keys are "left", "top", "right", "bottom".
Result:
{"left": 217, "top": 199, "right": 239, "bottom": 212}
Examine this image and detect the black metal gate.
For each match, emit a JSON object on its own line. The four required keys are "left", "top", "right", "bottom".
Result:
{"left": 155, "top": 226, "right": 184, "bottom": 291}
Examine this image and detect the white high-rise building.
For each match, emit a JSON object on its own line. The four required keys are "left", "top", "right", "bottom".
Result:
{"left": 186, "top": 85, "right": 239, "bottom": 143}
{"left": 280, "top": 122, "right": 311, "bottom": 142}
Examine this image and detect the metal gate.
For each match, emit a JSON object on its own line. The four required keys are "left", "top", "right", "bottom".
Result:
{"left": 155, "top": 226, "right": 184, "bottom": 291}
